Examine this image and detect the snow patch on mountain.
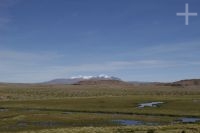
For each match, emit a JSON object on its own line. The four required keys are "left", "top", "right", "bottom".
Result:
{"left": 42, "top": 74, "right": 121, "bottom": 84}
{"left": 70, "top": 74, "right": 112, "bottom": 80}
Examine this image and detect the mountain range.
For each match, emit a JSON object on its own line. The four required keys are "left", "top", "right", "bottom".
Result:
{"left": 42, "top": 74, "right": 121, "bottom": 85}
{"left": 42, "top": 75, "right": 200, "bottom": 87}
{"left": 1, "top": 74, "right": 199, "bottom": 87}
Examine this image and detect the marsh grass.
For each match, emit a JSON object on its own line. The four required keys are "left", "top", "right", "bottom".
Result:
{"left": 16, "top": 124, "right": 200, "bottom": 133}
{"left": 0, "top": 84, "right": 200, "bottom": 132}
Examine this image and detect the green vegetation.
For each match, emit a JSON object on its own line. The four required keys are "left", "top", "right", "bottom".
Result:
{"left": 0, "top": 83, "right": 200, "bottom": 132}
{"left": 14, "top": 125, "right": 200, "bottom": 133}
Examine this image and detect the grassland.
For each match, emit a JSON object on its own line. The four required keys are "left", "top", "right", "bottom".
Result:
{"left": 18, "top": 125, "right": 200, "bottom": 133}
{"left": 0, "top": 83, "right": 200, "bottom": 132}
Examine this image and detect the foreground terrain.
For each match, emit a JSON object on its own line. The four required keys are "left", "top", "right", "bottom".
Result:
{"left": 0, "top": 81, "right": 200, "bottom": 133}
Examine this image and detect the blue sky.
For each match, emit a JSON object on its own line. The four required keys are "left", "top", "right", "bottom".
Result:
{"left": 0, "top": 0, "right": 200, "bottom": 83}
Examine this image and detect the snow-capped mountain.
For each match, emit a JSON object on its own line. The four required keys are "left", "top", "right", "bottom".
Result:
{"left": 43, "top": 74, "right": 121, "bottom": 84}
{"left": 70, "top": 74, "right": 118, "bottom": 80}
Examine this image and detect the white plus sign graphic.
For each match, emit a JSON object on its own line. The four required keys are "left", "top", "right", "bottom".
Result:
{"left": 176, "top": 3, "right": 198, "bottom": 25}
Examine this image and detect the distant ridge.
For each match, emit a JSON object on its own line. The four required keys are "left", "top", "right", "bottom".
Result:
{"left": 1, "top": 78, "right": 199, "bottom": 86}
{"left": 173, "top": 79, "right": 200, "bottom": 86}
{"left": 42, "top": 78, "right": 82, "bottom": 85}
{"left": 154, "top": 79, "right": 200, "bottom": 87}
{"left": 42, "top": 75, "right": 122, "bottom": 85}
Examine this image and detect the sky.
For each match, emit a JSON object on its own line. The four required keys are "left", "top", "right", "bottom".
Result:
{"left": 0, "top": 0, "right": 200, "bottom": 83}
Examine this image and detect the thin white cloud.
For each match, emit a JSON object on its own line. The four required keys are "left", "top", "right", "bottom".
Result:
{"left": 0, "top": 50, "right": 64, "bottom": 77}
{"left": 122, "top": 41, "right": 200, "bottom": 58}
{"left": 146, "top": 41, "right": 200, "bottom": 54}
{"left": 48, "top": 60, "right": 170, "bottom": 74}
{"left": 0, "top": 50, "right": 64, "bottom": 61}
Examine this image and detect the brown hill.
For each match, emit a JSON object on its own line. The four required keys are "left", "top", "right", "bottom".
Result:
{"left": 74, "top": 79, "right": 128, "bottom": 86}
{"left": 173, "top": 79, "right": 200, "bottom": 86}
